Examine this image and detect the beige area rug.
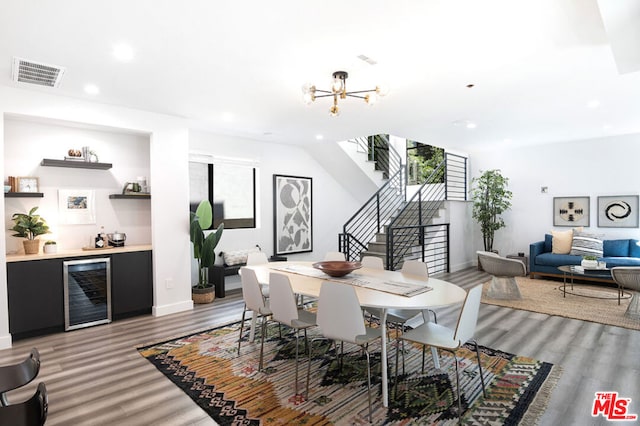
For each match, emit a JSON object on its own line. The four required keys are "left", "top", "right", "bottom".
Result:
{"left": 481, "top": 277, "right": 640, "bottom": 331}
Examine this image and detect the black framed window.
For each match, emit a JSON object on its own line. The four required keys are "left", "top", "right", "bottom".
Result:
{"left": 189, "top": 161, "right": 256, "bottom": 229}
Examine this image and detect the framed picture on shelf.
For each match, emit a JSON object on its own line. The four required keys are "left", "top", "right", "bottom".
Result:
{"left": 597, "top": 195, "right": 639, "bottom": 228}
{"left": 58, "top": 189, "right": 96, "bottom": 224}
{"left": 553, "top": 196, "right": 590, "bottom": 227}
{"left": 16, "top": 176, "right": 39, "bottom": 193}
{"left": 273, "top": 174, "right": 312, "bottom": 255}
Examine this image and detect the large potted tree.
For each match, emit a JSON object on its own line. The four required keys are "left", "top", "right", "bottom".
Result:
{"left": 10, "top": 206, "right": 51, "bottom": 254}
{"left": 471, "top": 169, "right": 512, "bottom": 252}
{"left": 190, "top": 200, "right": 224, "bottom": 304}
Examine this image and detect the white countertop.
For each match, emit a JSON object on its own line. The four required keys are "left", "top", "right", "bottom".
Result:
{"left": 6, "top": 244, "right": 152, "bottom": 262}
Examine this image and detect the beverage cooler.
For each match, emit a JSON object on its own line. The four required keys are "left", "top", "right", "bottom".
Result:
{"left": 63, "top": 258, "right": 112, "bottom": 331}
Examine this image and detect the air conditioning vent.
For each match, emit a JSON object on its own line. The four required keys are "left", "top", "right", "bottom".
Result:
{"left": 12, "top": 57, "right": 66, "bottom": 88}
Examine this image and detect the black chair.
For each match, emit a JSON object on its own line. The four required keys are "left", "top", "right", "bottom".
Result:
{"left": 0, "top": 348, "right": 41, "bottom": 406}
{"left": 0, "top": 382, "right": 48, "bottom": 425}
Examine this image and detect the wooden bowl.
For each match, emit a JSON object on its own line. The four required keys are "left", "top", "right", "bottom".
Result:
{"left": 312, "top": 261, "right": 362, "bottom": 277}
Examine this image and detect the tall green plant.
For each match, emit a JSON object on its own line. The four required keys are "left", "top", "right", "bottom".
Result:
{"left": 471, "top": 169, "right": 512, "bottom": 252}
{"left": 10, "top": 206, "right": 50, "bottom": 240}
{"left": 190, "top": 200, "right": 224, "bottom": 288}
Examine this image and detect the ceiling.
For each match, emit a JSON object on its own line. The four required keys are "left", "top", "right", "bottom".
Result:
{"left": 1, "top": 0, "right": 639, "bottom": 153}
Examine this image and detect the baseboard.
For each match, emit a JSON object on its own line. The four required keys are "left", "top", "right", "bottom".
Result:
{"left": 0, "top": 334, "right": 12, "bottom": 350}
{"left": 152, "top": 299, "right": 194, "bottom": 317}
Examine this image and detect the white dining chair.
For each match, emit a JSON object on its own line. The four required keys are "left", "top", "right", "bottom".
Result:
{"left": 267, "top": 272, "right": 317, "bottom": 397}
{"left": 323, "top": 251, "right": 346, "bottom": 261}
{"left": 366, "top": 259, "right": 435, "bottom": 374}
{"left": 394, "top": 284, "right": 486, "bottom": 421}
{"left": 238, "top": 267, "right": 272, "bottom": 370}
{"left": 360, "top": 256, "right": 384, "bottom": 269}
{"left": 309, "top": 281, "right": 382, "bottom": 422}
{"left": 400, "top": 259, "right": 429, "bottom": 278}
{"left": 246, "top": 251, "right": 271, "bottom": 297}
{"left": 246, "top": 251, "right": 269, "bottom": 265}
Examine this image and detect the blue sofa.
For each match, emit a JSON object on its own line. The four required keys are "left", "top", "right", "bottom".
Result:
{"left": 529, "top": 235, "right": 640, "bottom": 279}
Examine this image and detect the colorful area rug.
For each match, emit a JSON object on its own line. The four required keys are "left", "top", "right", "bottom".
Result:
{"left": 138, "top": 320, "right": 560, "bottom": 425}
{"left": 481, "top": 277, "right": 640, "bottom": 331}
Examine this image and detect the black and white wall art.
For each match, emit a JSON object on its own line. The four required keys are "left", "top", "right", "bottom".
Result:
{"left": 553, "top": 196, "right": 590, "bottom": 227}
{"left": 597, "top": 195, "right": 639, "bottom": 228}
{"left": 273, "top": 174, "right": 312, "bottom": 255}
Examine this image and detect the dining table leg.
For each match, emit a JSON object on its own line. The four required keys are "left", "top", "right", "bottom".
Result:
{"left": 380, "top": 308, "right": 388, "bottom": 407}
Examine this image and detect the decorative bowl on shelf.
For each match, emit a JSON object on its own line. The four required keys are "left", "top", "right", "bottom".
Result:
{"left": 4, "top": 185, "right": 10, "bottom": 193}
{"left": 312, "top": 261, "right": 362, "bottom": 277}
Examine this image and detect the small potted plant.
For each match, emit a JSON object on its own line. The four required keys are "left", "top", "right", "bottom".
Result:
{"left": 190, "top": 200, "right": 224, "bottom": 304}
{"left": 581, "top": 255, "right": 598, "bottom": 269}
{"left": 43, "top": 240, "right": 57, "bottom": 254}
{"left": 10, "top": 206, "right": 51, "bottom": 255}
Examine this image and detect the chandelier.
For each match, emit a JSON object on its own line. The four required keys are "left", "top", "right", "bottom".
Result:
{"left": 302, "top": 71, "right": 387, "bottom": 116}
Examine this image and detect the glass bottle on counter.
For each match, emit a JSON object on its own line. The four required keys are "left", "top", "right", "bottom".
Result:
{"left": 95, "top": 226, "right": 106, "bottom": 248}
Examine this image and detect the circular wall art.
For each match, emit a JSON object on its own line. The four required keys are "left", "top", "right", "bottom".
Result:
{"left": 597, "top": 195, "right": 639, "bottom": 228}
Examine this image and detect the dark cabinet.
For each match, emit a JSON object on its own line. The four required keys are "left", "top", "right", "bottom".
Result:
{"left": 7, "top": 259, "right": 65, "bottom": 339}
{"left": 111, "top": 251, "right": 153, "bottom": 319}
{"left": 7, "top": 250, "right": 153, "bottom": 339}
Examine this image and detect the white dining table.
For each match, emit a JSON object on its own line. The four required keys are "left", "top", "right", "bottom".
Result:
{"left": 244, "top": 261, "right": 466, "bottom": 407}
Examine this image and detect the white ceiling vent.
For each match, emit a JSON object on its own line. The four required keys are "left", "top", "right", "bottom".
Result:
{"left": 12, "top": 57, "right": 66, "bottom": 88}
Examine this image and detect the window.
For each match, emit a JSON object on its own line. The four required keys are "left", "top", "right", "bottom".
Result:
{"left": 406, "top": 141, "right": 444, "bottom": 185}
{"left": 189, "top": 158, "right": 257, "bottom": 229}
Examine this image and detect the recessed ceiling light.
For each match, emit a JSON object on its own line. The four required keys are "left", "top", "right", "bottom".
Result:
{"left": 221, "top": 112, "right": 234, "bottom": 122}
{"left": 466, "top": 84, "right": 475, "bottom": 88}
{"left": 465, "top": 121, "right": 477, "bottom": 129}
{"left": 84, "top": 84, "right": 100, "bottom": 95}
{"left": 587, "top": 100, "right": 600, "bottom": 108}
{"left": 113, "top": 43, "right": 134, "bottom": 62}
{"left": 315, "top": 134, "right": 324, "bottom": 140}
{"left": 503, "top": 138, "right": 512, "bottom": 143}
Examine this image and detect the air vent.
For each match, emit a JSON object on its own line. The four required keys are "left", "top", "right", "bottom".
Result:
{"left": 12, "top": 57, "right": 66, "bottom": 88}
{"left": 357, "top": 54, "right": 377, "bottom": 65}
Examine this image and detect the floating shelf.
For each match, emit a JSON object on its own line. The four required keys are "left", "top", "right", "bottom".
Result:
{"left": 109, "top": 193, "right": 151, "bottom": 199}
{"left": 41, "top": 159, "right": 112, "bottom": 170}
{"left": 4, "top": 192, "right": 44, "bottom": 198}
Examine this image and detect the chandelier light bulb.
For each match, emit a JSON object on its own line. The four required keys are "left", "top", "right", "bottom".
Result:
{"left": 365, "top": 92, "right": 379, "bottom": 105}
{"left": 329, "top": 104, "right": 340, "bottom": 116}
{"left": 303, "top": 92, "right": 315, "bottom": 104}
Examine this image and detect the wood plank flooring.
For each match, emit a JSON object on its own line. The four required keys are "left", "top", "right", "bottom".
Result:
{"left": 0, "top": 267, "right": 638, "bottom": 425}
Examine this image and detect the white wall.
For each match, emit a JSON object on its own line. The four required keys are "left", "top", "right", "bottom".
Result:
{"left": 189, "top": 130, "right": 361, "bottom": 281}
{"left": 4, "top": 117, "right": 151, "bottom": 252}
{"left": 0, "top": 86, "right": 193, "bottom": 349}
{"left": 468, "top": 134, "right": 640, "bottom": 256}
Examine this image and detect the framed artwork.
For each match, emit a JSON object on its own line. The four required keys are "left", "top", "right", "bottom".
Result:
{"left": 17, "top": 176, "right": 39, "bottom": 193}
{"left": 58, "top": 189, "right": 96, "bottom": 224}
{"left": 553, "top": 196, "right": 590, "bottom": 227}
{"left": 597, "top": 195, "right": 639, "bottom": 228}
{"left": 273, "top": 174, "right": 312, "bottom": 255}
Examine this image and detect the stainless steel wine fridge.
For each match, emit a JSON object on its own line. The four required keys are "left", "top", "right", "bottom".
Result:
{"left": 63, "top": 257, "right": 112, "bottom": 331}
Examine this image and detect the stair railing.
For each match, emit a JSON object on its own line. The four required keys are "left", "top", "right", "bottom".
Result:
{"left": 387, "top": 161, "right": 446, "bottom": 270}
{"left": 348, "top": 134, "right": 402, "bottom": 182}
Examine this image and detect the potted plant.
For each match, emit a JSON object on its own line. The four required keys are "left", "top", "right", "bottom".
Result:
{"left": 43, "top": 240, "right": 57, "bottom": 254}
{"left": 190, "top": 200, "right": 224, "bottom": 304}
{"left": 10, "top": 206, "right": 51, "bottom": 255}
{"left": 471, "top": 169, "right": 513, "bottom": 252}
{"left": 581, "top": 255, "right": 598, "bottom": 269}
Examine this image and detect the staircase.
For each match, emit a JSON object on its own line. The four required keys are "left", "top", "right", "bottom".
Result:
{"left": 340, "top": 144, "right": 468, "bottom": 273}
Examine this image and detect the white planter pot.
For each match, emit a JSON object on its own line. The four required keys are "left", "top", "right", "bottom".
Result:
{"left": 581, "top": 259, "right": 598, "bottom": 269}
{"left": 43, "top": 244, "right": 57, "bottom": 254}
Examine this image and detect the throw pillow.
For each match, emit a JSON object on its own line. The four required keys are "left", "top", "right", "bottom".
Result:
{"left": 551, "top": 229, "right": 573, "bottom": 254}
{"left": 544, "top": 234, "right": 553, "bottom": 253}
{"left": 223, "top": 247, "right": 261, "bottom": 266}
{"left": 570, "top": 231, "right": 604, "bottom": 257}
{"left": 603, "top": 239, "right": 629, "bottom": 257}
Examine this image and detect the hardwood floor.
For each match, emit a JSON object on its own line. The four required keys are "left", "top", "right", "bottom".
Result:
{"left": 0, "top": 267, "right": 638, "bottom": 425}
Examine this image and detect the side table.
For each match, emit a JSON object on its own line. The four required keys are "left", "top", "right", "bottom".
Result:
{"left": 507, "top": 254, "right": 529, "bottom": 274}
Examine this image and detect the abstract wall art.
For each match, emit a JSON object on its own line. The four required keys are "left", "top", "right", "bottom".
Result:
{"left": 273, "top": 174, "right": 312, "bottom": 255}
{"left": 553, "top": 196, "right": 590, "bottom": 227}
{"left": 597, "top": 195, "right": 639, "bottom": 228}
